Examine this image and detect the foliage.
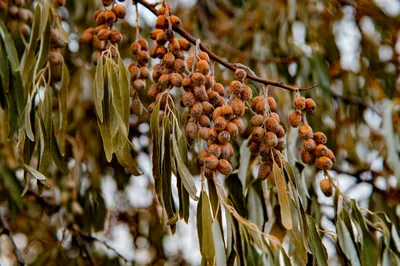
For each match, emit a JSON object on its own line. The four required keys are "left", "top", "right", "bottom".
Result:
{"left": 0, "top": 0, "right": 399, "bottom": 265}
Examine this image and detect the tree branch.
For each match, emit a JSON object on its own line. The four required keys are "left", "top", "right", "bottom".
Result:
{"left": 133, "top": 0, "right": 313, "bottom": 92}
{"left": 0, "top": 214, "right": 25, "bottom": 266}
{"left": 70, "top": 224, "right": 98, "bottom": 266}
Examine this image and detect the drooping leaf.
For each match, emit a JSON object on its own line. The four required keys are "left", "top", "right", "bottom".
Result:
{"left": 306, "top": 215, "right": 328, "bottom": 266}
{"left": 58, "top": 61, "right": 69, "bottom": 155}
{"left": 212, "top": 218, "right": 227, "bottom": 266}
{"left": 201, "top": 191, "right": 215, "bottom": 263}
{"left": 273, "top": 162, "right": 292, "bottom": 230}
{"left": 0, "top": 21, "right": 19, "bottom": 72}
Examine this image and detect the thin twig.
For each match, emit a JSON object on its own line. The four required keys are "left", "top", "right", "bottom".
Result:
{"left": 330, "top": 90, "right": 381, "bottom": 117}
{"left": 70, "top": 224, "right": 98, "bottom": 266}
{"left": 133, "top": 0, "right": 313, "bottom": 92}
{"left": 80, "top": 233, "right": 134, "bottom": 264}
{"left": 0, "top": 214, "right": 25, "bottom": 266}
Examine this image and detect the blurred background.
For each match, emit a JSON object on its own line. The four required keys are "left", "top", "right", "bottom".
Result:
{"left": 0, "top": 0, "right": 399, "bottom": 265}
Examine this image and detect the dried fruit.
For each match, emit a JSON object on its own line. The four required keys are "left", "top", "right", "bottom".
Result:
{"left": 316, "top": 156, "right": 333, "bottom": 170}
{"left": 204, "top": 156, "right": 219, "bottom": 170}
{"left": 320, "top": 179, "right": 333, "bottom": 197}
{"left": 294, "top": 97, "right": 306, "bottom": 110}
{"left": 305, "top": 98, "right": 316, "bottom": 113}
{"left": 313, "top": 132, "right": 327, "bottom": 145}
{"left": 289, "top": 111, "right": 302, "bottom": 128}
{"left": 217, "top": 159, "right": 233, "bottom": 175}
{"left": 113, "top": 5, "right": 126, "bottom": 19}
{"left": 258, "top": 163, "right": 272, "bottom": 180}
{"left": 299, "top": 124, "right": 313, "bottom": 139}
{"left": 301, "top": 149, "right": 316, "bottom": 165}
{"left": 315, "top": 144, "right": 328, "bottom": 157}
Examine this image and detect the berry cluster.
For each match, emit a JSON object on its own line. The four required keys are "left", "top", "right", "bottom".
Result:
{"left": 3, "top": 0, "right": 33, "bottom": 38}
{"left": 288, "top": 97, "right": 336, "bottom": 170}
{"left": 248, "top": 93, "right": 287, "bottom": 180}
{"left": 129, "top": 38, "right": 150, "bottom": 94}
{"left": 197, "top": 69, "right": 251, "bottom": 177}
{"left": 80, "top": 1, "right": 126, "bottom": 61}
{"left": 147, "top": 3, "right": 191, "bottom": 115}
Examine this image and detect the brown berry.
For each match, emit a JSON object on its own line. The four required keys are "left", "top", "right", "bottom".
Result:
{"left": 313, "top": 132, "right": 327, "bottom": 145}
{"left": 217, "top": 159, "right": 233, "bottom": 175}
{"left": 110, "top": 30, "right": 122, "bottom": 43}
{"left": 276, "top": 126, "right": 285, "bottom": 138}
{"left": 252, "top": 127, "right": 265, "bottom": 143}
{"left": 268, "top": 97, "right": 277, "bottom": 112}
{"left": 232, "top": 117, "right": 245, "bottom": 134}
{"left": 150, "top": 29, "right": 164, "bottom": 40}
{"left": 270, "top": 112, "right": 280, "bottom": 123}
{"left": 208, "top": 128, "right": 218, "bottom": 143}
{"left": 289, "top": 111, "right": 302, "bottom": 128}
{"left": 202, "top": 101, "right": 214, "bottom": 117}
{"left": 220, "top": 143, "right": 234, "bottom": 159}
{"left": 170, "top": 73, "right": 182, "bottom": 87}
{"left": 198, "top": 52, "right": 210, "bottom": 62}
{"left": 199, "top": 115, "right": 211, "bottom": 127}
{"left": 303, "top": 139, "right": 316, "bottom": 152}
{"left": 299, "top": 124, "right": 313, "bottom": 139}
{"left": 147, "top": 84, "right": 161, "bottom": 98}
{"left": 208, "top": 144, "right": 221, "bottom": 158}
{"left": 221, "top": 105, "right": 233, "bottom": 119}
{"left": 315, "top": 144, "right": 328, "bottom": 158}
{"left": 155, "top": 15, "right": 168, "bottom": 29}
{"left": 301, "top": 149, "right": 316, "bottom": 165}
{"left": 170, "top": 15, "right": 181, "bottom": 27}
{"left": 162, "top": 52, "right": 175, "bottom": 68}
{"left": 265, "top": 132, "right": 278, "bottom": 147}
{"left": 178, "top": 38, "right": 190, "bottom": 51}
{"left": 207, "top": 91, "right": 220, "bottom": 106}
{"left": 215, "top": 116, "right": 228, "bottom": 132}
{"left": 130, "top": 42, "right": 141, "bottom": 55}
{"left": 104, "top": 10, "right": 117, "bottom": 24}
{"left": 113, "top": 5, "right": 126, "bottom": 19}
{"left": 241, "top": 86, "right": 253, "bottom": 101}
{"left": 250, "top": 142, "right": 260, "bottom": 155}
{"left": 258, "top": 163, "right": 272, "bottom": 180}
{"left": 137, "top": 50, "right": 150, "bottom": 65}
{"left": 265, "top": 117, "right": 279, "bottom": 133}
{"left": 255, "top": 100, "right": 266, "bottom": 115}
{"left": 232, "top": 99, "right": 245, "bottom": 116}
{"left": 197, "top": 150, "right": 209, "bottom": 166}
{"left": 192, "top": 73, "right": 206, "bottom": 86}
{"left": 326, "top": 149, "right": 336, "bottom": 163}
{"left": 294, "top": 97, "right": 306, "bottom": 110}
{"left": 226, "top": 122, "right": 239, "bottom": 139}
{"left": 194, "top": 85, "right": 208, "bottom": 101}
{"left": 204, "top": 156, "right": 219, "bottom": 170}
{"left": 196, "top": 60, "right": 209, "bottom": 75}
{"left": 102, "top": 0, "right": 113, "bottom": 5}
{"left": 133, "top": 79, "right": 145, "bottom": 91}
{"left": 199, "top": 127, "right": 210, "bottom": 141}
{"left": 173, "top": 59, "right": 186, "bottom": 73}
{"left": 320, "top": 179, "right": 333, "bottom": 197}
{"left": 190, "top": 102, "right": 203, "bottom": 118}
{"left": 305, "top": 98, "right": 316, "bottom": 113}
{"left": 276, "top": 138, "right": 286, "bottom": 151}
{"left": 218, "top": 131, "right": 231, "bottom": 144}
{"left": 251, "top": 96, "right": 263, "bottom": 111}
{"left": 182, "top": 92, "right": 196, "bottom": 107}
{"left": 97, "top": 29, "right": 111, "bottom": 40}
{"left": 185, "top": 122, "right": 198, "bottom": 141}
{"left": 182, "top": 77, "right": 193, "bottom": 90}
{"left": 137, "top": 38, "right": 148, "bottom": 50}
{"left": 250, "top": 114, "right": 264, "bottom": 127}
{"left": 214, "top": 83, "right": 225, "bottom": 96}
{"left": 230, "top": 80, "right": 243, "bottom": 94}
{"left": 80, "top": 31, "right": 93, "bottom": 44}
{"left": 234, "top": 69, "right": 247, "bottom": 81}
{"left": 129, "top": 64, "right": 141, "bottom": 79}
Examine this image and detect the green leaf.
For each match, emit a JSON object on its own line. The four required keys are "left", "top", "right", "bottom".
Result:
{"left": 336, "top": 211, "right": 361, "bottom": 266}
{"left": 197, "top": 191, "right": 204, "bottom": 254}
{"left": 50, "top": 131, "right": 69, "bottom": 175}
{"left": 162, "top": 118, "right": 176, "bottom": 227}
{"left": 115, "top": 145, "right": 142, "bottom": 176}
{"left": 226, "top": 173, "right": 247, "bottom": 218}
{"left": 151, "top": 103, "right": 161, "bottom": 181}
{"left": 172, "top": 134, "right": 198, "bottom": 200}
{"left": 24, "top": 163, "right": 46, "bottom": 181}
{"left": 23, "top": 94, "right": 35, "bottom": 142}
{"left": 94, "top": 56, "right": 104, "bottom": 122}
{"left": 238, "top": 139, "right": 251, "bottom": 190}
{"left": 273, "top": 162, "right": 292, "bottom": 230}
{"left": 0, "top": 165, "right": 23, "bottom": 209}
{"left": 212, "top": 219, "right": 227, "bottom": 266}
{"left": 176, "top": 161, "right": 190, "bottom": 223}
{"left": 38, "top": 0, "right": 50, "bottom": 39}
{"left": 55, "top": 18, "right": 70, "bottom": 44}
{"left": 118, "top": 58, "right": 130, "bottom": 129}
{"left": 97, "top": 77, "right": 113, "bottom": 162}
{"left": 201, "top": 191, "right": 215, "bottom": 263}
{"left": 58, "top": 61, "right": 69, "bottom": 155}
{"left": 0, "top": 39, "right": 10, "bottom": 92}
{"left": 306, "top": 215, "right": 328, "bottom": 266}
{"left": 0, "top": 21, "right": 19, "bottom": 72}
